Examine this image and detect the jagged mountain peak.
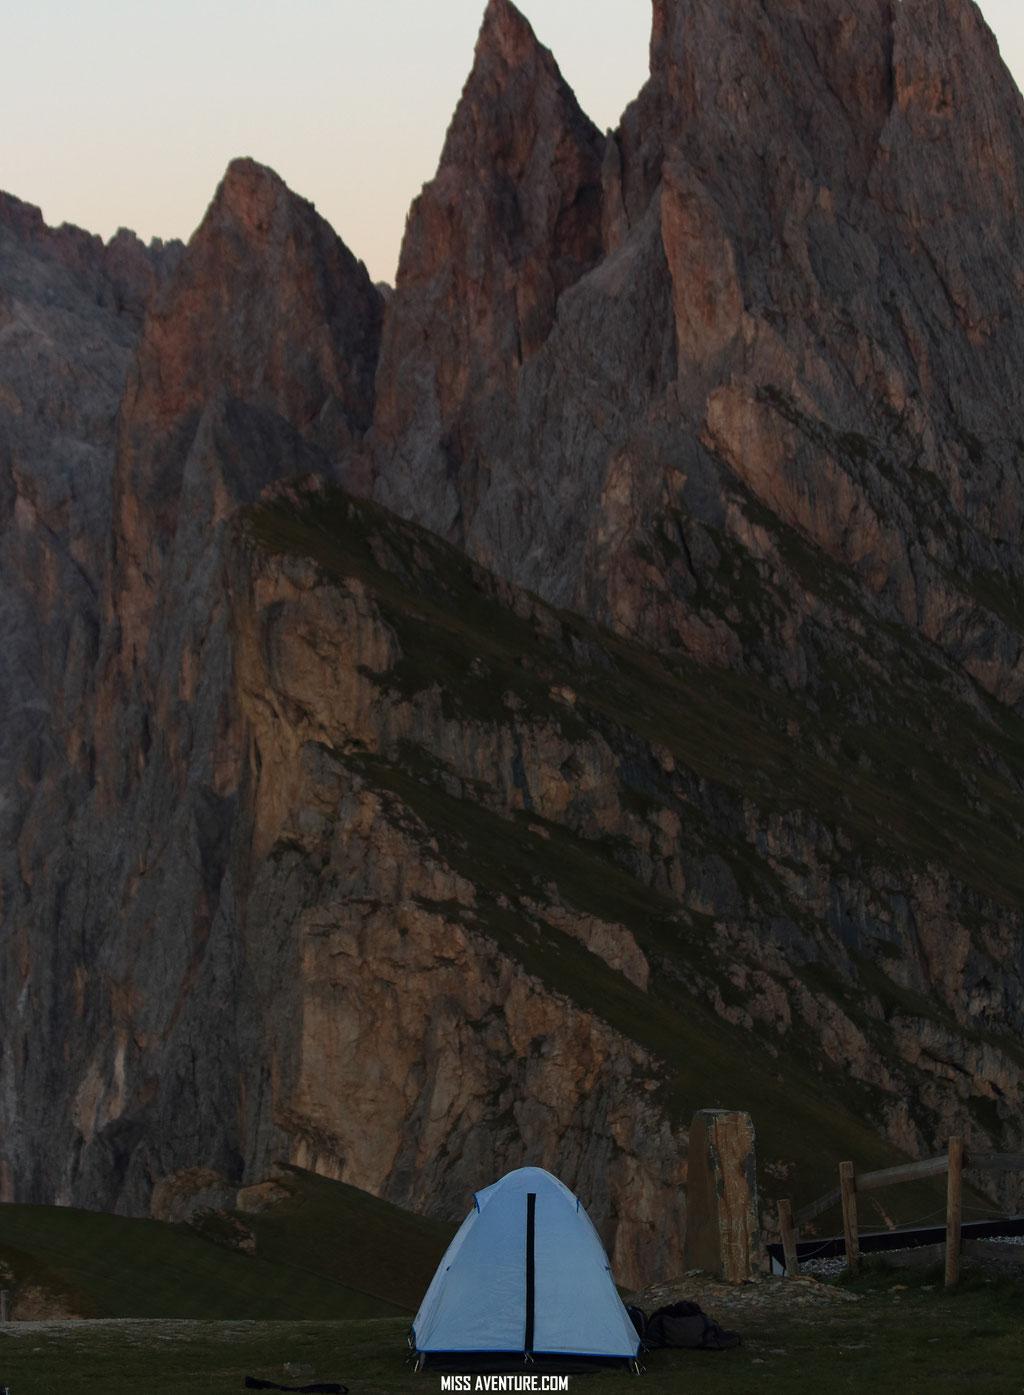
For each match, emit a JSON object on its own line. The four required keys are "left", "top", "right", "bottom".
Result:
{"left": 436, "top": 0, "right": 603, "bottom": 189}
{"left": 0, "top": 188, "right": 180, "bottom": 321}
{"left": 370, "top": 0, "right": 606, "bottom": 539}
{"left": 203, "top": 156, "right": 296, "bottom": 239}
{"left": 198, "top": 156, "right": 344, "bottom": 260}
{"left": 104, "top": 155, "right": 384, "bottom": 707}
{"left": 124, "top": 156, "right": 383, "bottom": 457}
{"left": 366, "top": 0, "right": 1024, "bottom": 701}
{"left": 476, "top": 0, "right": 543, "bottom": 67}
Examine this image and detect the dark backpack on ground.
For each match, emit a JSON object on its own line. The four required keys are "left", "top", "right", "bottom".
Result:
{"left": 645, "top": 1300, "right": 741, "bottom": 1352}
{"left": 625, "top": 1304, "right": 648, "bottom": 1344}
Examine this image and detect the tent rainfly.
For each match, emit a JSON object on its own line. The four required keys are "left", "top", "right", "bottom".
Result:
{"left": 411, "top": 1166, "right": 641, "bottom": 1370}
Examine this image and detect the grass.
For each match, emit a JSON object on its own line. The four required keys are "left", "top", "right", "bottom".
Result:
{"left": 0, "top": 1169, "right": 452, "bottom": 1321}
{"left": 237, "top": 1167, "right": 456, "bottom": 1312}
{"left": 2, "top": 1270, "right": 1024, "bottom": 1394}
{"left": 0, "top": 1317, "right": 407, "bottom": 1395}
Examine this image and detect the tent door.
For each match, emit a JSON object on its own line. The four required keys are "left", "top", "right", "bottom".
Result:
{"left": 525, "top": 1191, "right": 536, "bottom": 1354}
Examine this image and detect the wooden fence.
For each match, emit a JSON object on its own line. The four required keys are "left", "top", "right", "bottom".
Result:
{"left": 778, "top": 1138, "right": 1024, "bottom": 1287}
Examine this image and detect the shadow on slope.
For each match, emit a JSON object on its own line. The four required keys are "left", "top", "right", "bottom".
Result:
{"left": 0, "top": 1168, "right": 452, "bottom": 1318}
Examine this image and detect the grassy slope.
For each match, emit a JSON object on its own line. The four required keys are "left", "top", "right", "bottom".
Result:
{"left": 236, "top": 1166, "right": 455, "bottom": 1312}
{"left": 0, "top": 1169, "right": 452, "bottom": 1320}
{"left": 246, "top": 486, "right": 1024, "bottom": 1226}
{"left": 1, "top": 1269, "right": 1023, "bottom": 1395}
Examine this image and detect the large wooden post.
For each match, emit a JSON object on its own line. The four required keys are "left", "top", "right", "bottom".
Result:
{"left": 840, "top": 1161, "right": 860, "bottom": 1272}
{"left": 945, "top": 1135, "right": 964, "bottom": 1288}
{"left": 0, "top": 1289, "right": 9, "bottom": 1322}
{"left": 684, "top": 1110, "right": 760, "bottom": 1282}
{"left": 778, "top": 1198, "right": 800, "bottom": 1277}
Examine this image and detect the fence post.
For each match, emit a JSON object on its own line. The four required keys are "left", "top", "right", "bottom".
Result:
{"left": 778, "top": 1198, "right": 800, "bottom": 1276}
{"left": 840, "top": 1161, "right": 860, "bottom": 1272}
{"left": 0, "top": 1289, "right": 9, "bottom": 1322}
{"left": 684, "top": 1109, "right": 760, "bottom": 1282}
{"left": 945, "top": 1135, "right": 964, "bottom": 1288}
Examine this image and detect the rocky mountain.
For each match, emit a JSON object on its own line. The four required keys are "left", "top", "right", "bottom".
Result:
{"left": 4, "top": 0, "right": 1024, "bottom": 1287}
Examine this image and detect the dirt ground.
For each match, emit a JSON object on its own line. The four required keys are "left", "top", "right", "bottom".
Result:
{"left": 628, "top": 1269, "right": 861, "bottom": 1326}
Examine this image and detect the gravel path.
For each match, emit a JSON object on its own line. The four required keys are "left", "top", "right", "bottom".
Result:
{"left": 628, "top": 1270, "right": 861, "bottom": 1323}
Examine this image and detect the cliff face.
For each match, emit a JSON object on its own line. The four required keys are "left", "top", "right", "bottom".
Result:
{"left": 4, "top": 0, "right": 1024, "bottom": 1287}
{"left": 2, "top": 160, "right": 385, "bottom": 1217}
{"left": 0, "top": 192, "right": 179, "bottom": 856}
{"left": 0, "top": 198, "right": 182, "bottom": 1206}
{"left": 369, "top": 0, "right": 1024, "bottom": 707}
{"left": 228, "top": 485, "right": 1024, "bottom": 1261}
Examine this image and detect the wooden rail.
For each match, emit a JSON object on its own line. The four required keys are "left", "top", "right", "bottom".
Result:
{"left": 966, "top": 1152, "right": 1024, "bottom": 1172}
{"left": 780, "top": 1140, "right": 1024, "bottom": 1289}
{"left": 794, "top": 1153, "right": 949, "bottom": 1227}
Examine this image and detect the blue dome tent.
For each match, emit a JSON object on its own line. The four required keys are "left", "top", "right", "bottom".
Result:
{"left": 411, "top": 1166, "right": 642, "bottom": 1371}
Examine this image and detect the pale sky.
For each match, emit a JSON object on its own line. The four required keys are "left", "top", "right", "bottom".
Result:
{"left": 2, "top": 1, "right": 1023, "bottom": 285}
